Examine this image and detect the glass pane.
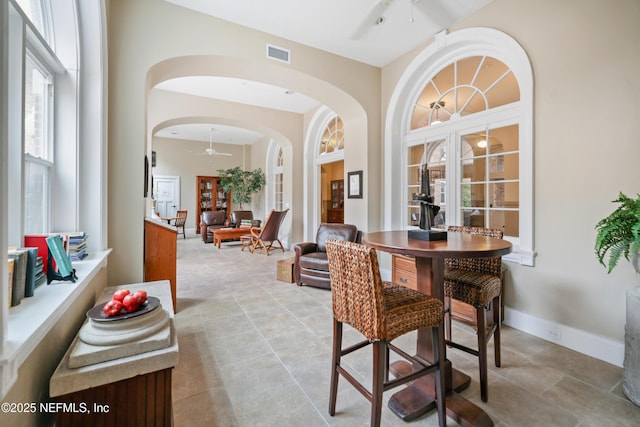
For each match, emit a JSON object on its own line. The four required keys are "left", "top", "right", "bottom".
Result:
{"left": 468, "top": 183, "right": 486, "bottom": 208}
{"left": 456, "top": 56, "right": 483, "bottom": 86}
{"left": 490, "top": 153, "right": 519, "bottom": 180}
{"left": 489, "top": 181, "right": 519, "bottom": 208}
{"left": 427, "top": 141, "right": 446, "bottom": 165}
{"left": 463, "top": 208, "right": 486, "bottom": 227}
{"left": 475, "top": 57, "right": 509, "bottom": 92}
{"left": 490, "top": 124, "right": 519, "bottom": 153}
{"left": 16, "top": 0, "right": 46, "bottom": 40}
{"left": 489, "top": 210, "right": 519, "bottom": 237}
{"left": 408, "top": 144, "right": 424, "bottom": 165}
{"left": 25, "top": 56, "right": 49, "bottom": 159}
{"left": 487, "top": 72, "right": 520, "bottom": 107}
{"left": 411, "top": 105, "right": 429, "bottom": 129}
{"left": 462, "top": 157, "right": 486, "bottom": 182}
{"left": 24, "top": 160, "right": 49, "bottom": 234}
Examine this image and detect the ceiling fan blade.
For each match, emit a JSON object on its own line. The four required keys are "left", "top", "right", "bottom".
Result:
{"left": 350, "top": 0, "right": 395, "bottom": 40}
{"left": 413, "top": 0, "right": 454, "bottom": 28}
{"left": 215, "top": 152, "right": 232, "bottom": 157}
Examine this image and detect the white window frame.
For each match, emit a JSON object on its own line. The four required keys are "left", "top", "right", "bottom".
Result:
{"left": 0, "top": 0, "right": 109, "bottom": 400}
{"left": 23, "top": 50, "right": 54, "bottom": 234}
{"left": 385, "top": 28, "right": 535, "bottom": 266}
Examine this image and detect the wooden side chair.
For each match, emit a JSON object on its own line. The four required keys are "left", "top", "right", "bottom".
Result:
{"left": 174, "top": 210, "right": 188, "bottom": 239}
{"left": 444, "top": 225, "right": 504, "bottom": 402}
{"left": 241, "top": 208, "right": 289, "bottom": 255}
{"left": 325, "top": 239, "right": 446, "bottom": 427}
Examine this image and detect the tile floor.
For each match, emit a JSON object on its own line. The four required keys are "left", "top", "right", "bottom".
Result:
{"left": 171, "top": 234, "right": 640, "bottom": 426}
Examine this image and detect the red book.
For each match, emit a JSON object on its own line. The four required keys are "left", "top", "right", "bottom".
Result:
{"left": 24, "top": 235, "right": 50, "bottom": 274}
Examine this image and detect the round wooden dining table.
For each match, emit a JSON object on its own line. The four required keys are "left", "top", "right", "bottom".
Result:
{"left": 363, "top": 230, "right": 512, "bottom": 427}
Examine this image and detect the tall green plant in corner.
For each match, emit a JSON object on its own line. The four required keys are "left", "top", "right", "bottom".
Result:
{"left": 595, "top": 192, "right": 640, "bottom": 273}
{"left": 217, "top": 167, "right": 266, "bottom": 210}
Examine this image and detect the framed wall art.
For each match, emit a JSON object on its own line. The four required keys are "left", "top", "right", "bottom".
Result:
{"left": 347, "top": 170, "right": 363, "bottom": 199}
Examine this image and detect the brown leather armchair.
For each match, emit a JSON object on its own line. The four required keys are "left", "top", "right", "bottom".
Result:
{"left": 293, "top": 223, "right": 360, "bottom": 289}
{"left": 230, "top": 210, "right": 262, "bottom": 228}
{"left": 200, "top": 210, "right": 228, "bottom": 243}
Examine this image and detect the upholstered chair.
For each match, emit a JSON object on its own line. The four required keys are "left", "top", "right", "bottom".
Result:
{"left": 293, "top": 223, "right": 360, "bottom": 289}
{"left": 230, "top": 210, "right": 261, "bottom": 228}
{"left": 200, "top": 210, "right": 227, "bottom": 243}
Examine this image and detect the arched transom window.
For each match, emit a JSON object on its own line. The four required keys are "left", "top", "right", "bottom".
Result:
{"left": 411, "top": 56, "right": 520, "bottom": 129}
{"left": 319, "top": 116, "right": 344, "bottom": 155}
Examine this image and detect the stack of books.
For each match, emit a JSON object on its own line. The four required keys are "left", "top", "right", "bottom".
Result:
{"left": 7, "top": 246, "right": 44, "bottom": 307}
{"left": 68, "top": 232, "right": 88, "bottom": 261}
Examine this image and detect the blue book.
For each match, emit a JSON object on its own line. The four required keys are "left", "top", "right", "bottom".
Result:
{"left": 45, "top": 235, "right": 74, "bottom": 278}
{"left": 18, "top": 247, "right": 39, "bottom": 297}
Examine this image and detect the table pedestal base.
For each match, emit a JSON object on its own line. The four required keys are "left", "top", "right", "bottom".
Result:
{"left": 388, "top": 361, "right": 493, "bottom": 427}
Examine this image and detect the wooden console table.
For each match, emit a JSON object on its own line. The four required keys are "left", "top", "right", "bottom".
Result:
{"left": 144, "top": 218, "right": 176, "bottom": 311}
{"left": 50, "top": 281, "right": 179, "bottom": 427}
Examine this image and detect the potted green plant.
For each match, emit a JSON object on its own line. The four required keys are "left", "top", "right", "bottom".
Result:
{"left": 595, "top": 192, "right": 640, "bottom": 407}
{"left": 217, "top": 167, "right": 266, "bottom": 210}
{"left": 595, "top": 192, "right": 640, "bottom": 273}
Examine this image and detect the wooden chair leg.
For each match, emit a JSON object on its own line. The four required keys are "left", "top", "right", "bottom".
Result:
{"left": 371, "top": 341, "right": 385, "bottom": 427}
{"left": 432, "top": 325, "right": 447, "bottom": 427}
{"left": 329, "top": 319, "right": 342, "bottom": 417}
{"left": 444, "top": 296, "right": 452, "bottom": 344}
{"left": 493, "top": 295, "right": 501, "bottom": 368}
{"left": 476, "top": 304, "right": 489, "bottom": 402}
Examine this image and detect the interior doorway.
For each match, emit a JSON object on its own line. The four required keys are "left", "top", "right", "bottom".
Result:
{"left": 153, "top": 175, "right": 181, "bottom": 218}
{"left": 320, "top": 160, "right": 344, "bottom": 223}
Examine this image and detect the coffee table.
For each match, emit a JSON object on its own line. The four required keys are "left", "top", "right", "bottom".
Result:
{"left": 212, "top": 227, "right": 250, "bottom": 249}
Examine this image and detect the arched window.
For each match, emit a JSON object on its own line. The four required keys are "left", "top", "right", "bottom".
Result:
{"left": 319, "top": 116, "right": 344, "bottom": 155}
{"left": 386, "top": 28, "right": 534, "bottom": 266}
{"left": 274, "top": 146, "right": 284, "bottom": 210}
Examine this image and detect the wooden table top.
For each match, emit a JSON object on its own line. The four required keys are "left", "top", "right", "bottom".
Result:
{"left": 212, "top": 227, "right": 251, "bottom": 238}
{"left": 363, "top": 230, "right": 512, "bottom": 259}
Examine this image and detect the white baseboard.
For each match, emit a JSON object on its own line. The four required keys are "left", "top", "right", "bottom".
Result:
{"left": 504, "top": 307, "right": 624, "bottom": 367}
{"left": 380, "top": 266, "right": 624, "bottom": 367}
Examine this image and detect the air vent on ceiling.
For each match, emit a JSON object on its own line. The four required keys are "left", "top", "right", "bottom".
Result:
{"left": 266, "top": 44, "right": 290, "bottom": 64}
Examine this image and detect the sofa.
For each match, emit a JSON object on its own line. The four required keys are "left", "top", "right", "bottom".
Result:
{"left": 230, "top": 210, "right": 262, "bottom": 228}
{"left": 293, "top": 223, "right": 360, "bottom": 289}
{"left": 200, "top": 210, "right": 228, "bottom": 243}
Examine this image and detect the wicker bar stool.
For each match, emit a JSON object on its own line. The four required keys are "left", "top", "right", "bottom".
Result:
{"left": 325, "top": 239, "right": 446, "bottom": 427}
{"left": 444, "top": 225, "right": 504, "bottom": 402}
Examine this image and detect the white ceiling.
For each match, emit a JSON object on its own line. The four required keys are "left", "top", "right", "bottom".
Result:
{"left": 155, "top": 0, "right": 493, "bottom": 146}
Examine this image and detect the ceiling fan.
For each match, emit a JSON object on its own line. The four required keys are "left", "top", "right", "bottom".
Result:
{"left": 197, "top": 128, "right": 232, "bottom": 157}
{"left": 350, "top": 0, "right": 450, "bottom": 40}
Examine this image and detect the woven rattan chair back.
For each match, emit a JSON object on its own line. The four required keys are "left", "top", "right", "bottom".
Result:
{"left": 326, "top": 239, "right": 386, "bottom": 341}
{"left": 325, "top": 238, "right": 446, "bottom": 427}
{"left": 445, "top": 225, "right": 503, "bottom": 276}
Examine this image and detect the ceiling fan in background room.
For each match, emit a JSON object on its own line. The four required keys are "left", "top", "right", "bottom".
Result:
{"left": 197, "top": 128, "right": 232, "bottom": 157}
{"left": 350, "top": 0, "right": 453, "bottom": 40}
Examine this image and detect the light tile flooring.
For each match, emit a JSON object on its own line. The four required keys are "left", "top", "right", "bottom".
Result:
{"left": 171, "top": 234, "right": 640, "bottom": 426}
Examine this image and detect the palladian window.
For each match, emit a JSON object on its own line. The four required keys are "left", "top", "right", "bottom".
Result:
{"left": 406, "top": 55, "right": 521, "bottom": 243}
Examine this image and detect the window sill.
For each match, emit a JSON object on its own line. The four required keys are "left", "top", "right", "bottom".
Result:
{"left": 0, "top": 250, "right": 111, "bottom": 399}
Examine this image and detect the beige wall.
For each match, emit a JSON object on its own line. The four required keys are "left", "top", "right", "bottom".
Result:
{"left": 381, "top": 0, "right": 640, "bottom": 342}
{"left": 108, "top": 0, "right": 640, "bottom": 347}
